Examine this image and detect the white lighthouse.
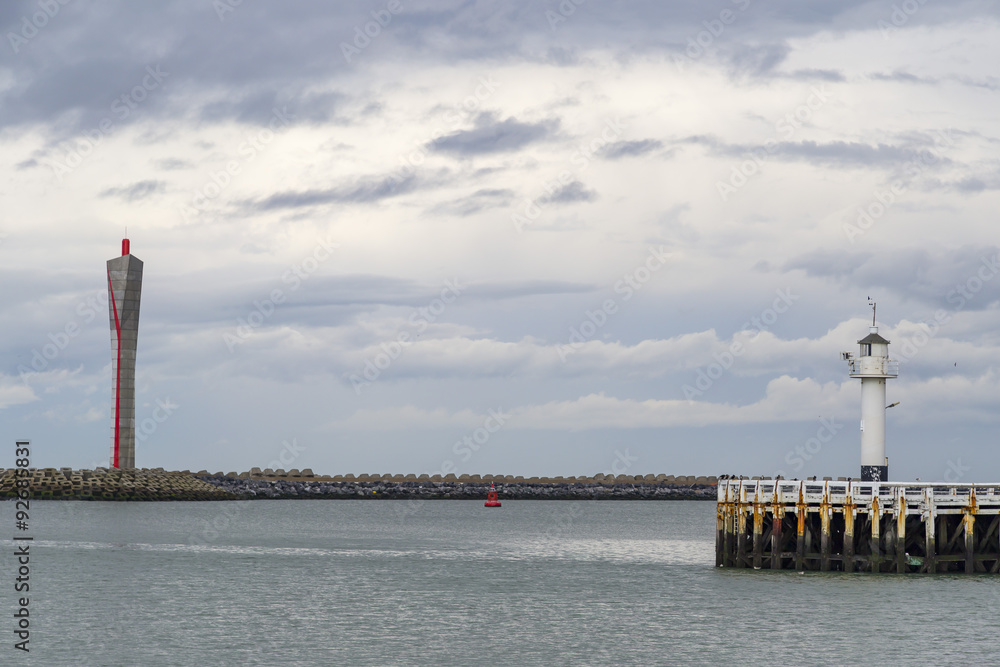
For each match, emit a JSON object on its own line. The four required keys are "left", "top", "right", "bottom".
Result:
{"left": 843, "top": 303, "right": 898, "bottom": 481}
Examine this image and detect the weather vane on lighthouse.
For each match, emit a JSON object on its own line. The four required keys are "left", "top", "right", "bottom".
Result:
{"left": 842, "top": 299, "right": 899, "bottom": 481}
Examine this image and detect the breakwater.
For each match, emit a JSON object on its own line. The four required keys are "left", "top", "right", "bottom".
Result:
{"left": 0, "top": 467, "right": 235, "bottom": 500}
{"left": 198, "top": 474, "right": 718, "bottom": 500}
{"left": 0, "top": 468, "right": 718, "bottom": 501}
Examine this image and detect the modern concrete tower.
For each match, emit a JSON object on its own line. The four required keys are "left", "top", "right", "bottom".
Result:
{"left": 107, "top": 238, "right": 143, "bottom": 469}
{"left": 844, "top": 306, "right": 898, "bottom": 482}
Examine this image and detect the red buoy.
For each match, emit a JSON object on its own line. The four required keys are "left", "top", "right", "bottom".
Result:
{"left": 484, "top": 481, "right": 501, "bottom": 507}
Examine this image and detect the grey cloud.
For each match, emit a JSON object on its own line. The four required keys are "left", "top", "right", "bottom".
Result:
{"left": 950, "top": 75, "right": 1000, "bottom": 92}
{"left": 155, "top": 274, "right": 599, "bottom": 329}
{"left": 770, "top": 141, "right": 945, "bottom": 168}
{"left": 154, "top": 158, "right": 191, "bottom": 170}
{"left": 3, "top": 0, "right": 998, "bottom": 136}
{"left": 784, "top": 68, "right": 845, "bottom": 82}
{"left": 927, "top": 172, "right": 1000, "bottom": 193}
{"left": 538, "top": 181, "right": 597, "bottom": 204}
{"left": 870, "top": 71, "right": 939, "bottom": 85}
{"left": 429, "top": 113, "right": 559, "bottom": 156}
{"left": 468, "top": 280, "right": 596, "bottom": 300}
{"left": 726, "top": 43, "right": 791, "bottom": 78}
{"left": 783, "top": 246, "right": 1000, "bottom": 310}
{"left": 952, "top": 177, "right": 1000, "bottom": 193}
{"left": 289, "top": 276, "right": 596, "bottom": 311}
{"left": 198, "top": 89, "right": 342, "bottom": 126}
{"left": 687, "top": 135, "right": 953, "bottom": 170}
{"left": 783, "top": 249, "right": 874, "bottom": 279}
{"left": 542, "top": 46, "right": 581, "bottom": 66}
{"left": 430, "top": 188, "right": 515, "bottom": 217}
{"left": 99, "top": 180, "right": 165, "bottom": 202}
{"left": 598, "top": 139, "right": 665, "bottom": 160}
{"left": 250, "top": 173, "right": 425, "bottom": 211}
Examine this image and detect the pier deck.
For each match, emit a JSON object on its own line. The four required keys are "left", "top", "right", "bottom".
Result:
{"left": 716, "top": 479, "right": 1000, "bottom": 573}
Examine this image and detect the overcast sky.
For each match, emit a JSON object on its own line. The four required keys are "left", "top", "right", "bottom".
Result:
{"left": 3, "top": 0, "right": 999, "bottom": 481}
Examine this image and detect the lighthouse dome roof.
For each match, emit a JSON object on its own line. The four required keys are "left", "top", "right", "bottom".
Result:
{"left": 857, "top": 332, "right": 890, "bottom": 345}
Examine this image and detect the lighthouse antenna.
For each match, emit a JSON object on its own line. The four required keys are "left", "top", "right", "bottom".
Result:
{"left": 868, "top": 297, "right": 876, "bottom": 327}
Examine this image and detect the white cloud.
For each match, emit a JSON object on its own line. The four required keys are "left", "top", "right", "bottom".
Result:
{"left": 0, "top": 375, "right": 37, "bottom": 410}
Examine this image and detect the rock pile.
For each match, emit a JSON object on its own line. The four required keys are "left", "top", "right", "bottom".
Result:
{"left": 195, "top": 469, "right": 719, "bottom": 486}
{"left": 0, "top": 468, "right": 717, "bottom": 501}
{"left": 0, "top": 468, "right": 236, "bottom": 501}
{"left": 197, "top": 475, "right": 717, "bottom": 500}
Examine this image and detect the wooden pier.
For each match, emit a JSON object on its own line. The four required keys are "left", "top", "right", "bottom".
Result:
{"left": 716, "top": 479, "right": 1000, "bottom": 573}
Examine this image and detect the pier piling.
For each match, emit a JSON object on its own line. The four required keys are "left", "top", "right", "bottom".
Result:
{"left": 717, "top": 479, "right": 1000, "bottom": 574}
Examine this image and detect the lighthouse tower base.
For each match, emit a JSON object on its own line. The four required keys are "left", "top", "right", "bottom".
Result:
{"left": 717, "top": 479, "right": 1000, "bottom": 574}
{"left": 860, "top": 465, "right": 888, "bottom": 482}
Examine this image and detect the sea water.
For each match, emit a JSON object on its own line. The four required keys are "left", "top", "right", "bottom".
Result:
{"left": 2, "top": 500, "right": 997, "bottom": 666}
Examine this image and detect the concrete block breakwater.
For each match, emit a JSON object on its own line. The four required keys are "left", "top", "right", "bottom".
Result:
{"left": 0, "top": 468, "right": 718, "bottom": 501}
{"left": 212, "top": 469, "right": 718, "bottom": 486}
{"left": 0, "top": 468, "right": 235, "bottom": 501}
{"left": 197, "top": 471, "right": 719, "bottom": 500}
